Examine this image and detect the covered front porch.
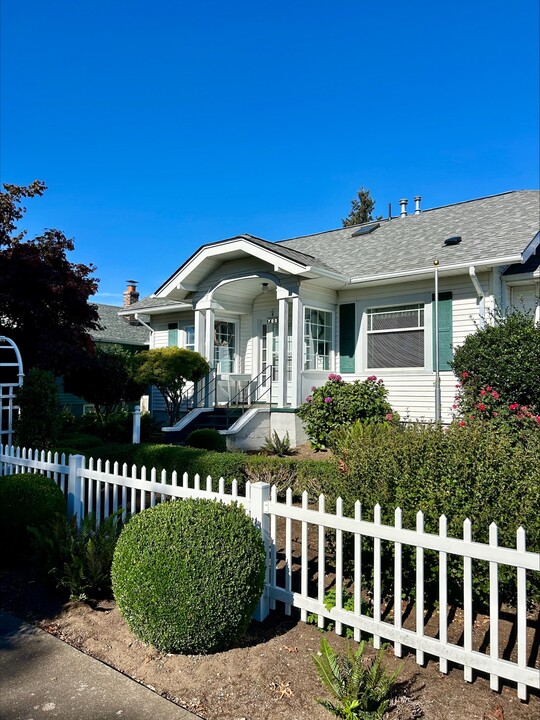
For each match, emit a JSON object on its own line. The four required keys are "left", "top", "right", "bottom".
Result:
{"left": 191, "top": 274, "right": 306, "bottom": 410}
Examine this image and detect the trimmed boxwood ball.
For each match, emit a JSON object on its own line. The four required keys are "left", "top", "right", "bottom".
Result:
{"left": 111, "top": 498, "right": 266, "bottom": 654}
{"left": 0, "top": 473, "right": 67, "bottom": 563}
{"left": 184, "top": 428, "right": 227, "bottom": 452}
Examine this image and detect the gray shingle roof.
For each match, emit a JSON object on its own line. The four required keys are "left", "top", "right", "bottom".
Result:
{"left": 92, "top": 304, "right": 150, "bottom": 346}
{"left": 118, "top": 296, "right": 191, "bottom": 314}
{"left": 277, "top": 191, "right": 540, "bottom": 279}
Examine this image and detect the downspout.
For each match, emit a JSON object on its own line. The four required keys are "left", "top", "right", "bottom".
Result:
{"left": 134, "top": 313, "right": 154, "bottom": 339}
{"left": 134, "top": 314, "right": 155, "bottom": 415}
{"left": 469, "top": 267, "right": 485, "bottom": 327}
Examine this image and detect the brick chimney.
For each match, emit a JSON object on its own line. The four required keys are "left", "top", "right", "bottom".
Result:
{"left": 123, "top": 280, "right": 140, "bottom": 308}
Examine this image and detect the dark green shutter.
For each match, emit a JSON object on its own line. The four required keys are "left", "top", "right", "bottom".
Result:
{"left": 432, "top": 292, "right": 453, "bottom": 370}
{"left": 339, "top": 303, "right": 356, "bottom": 373}
{"left": 168, "top": 322, "right": 178, "bottom": 347}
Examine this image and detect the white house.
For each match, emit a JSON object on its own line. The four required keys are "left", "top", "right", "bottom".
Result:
{"left": 121, "top": 190, "right": 540, "bottom": 449}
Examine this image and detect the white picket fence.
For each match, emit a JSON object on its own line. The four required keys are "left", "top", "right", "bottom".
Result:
{"left": 1, "top": 443, "right": 539, "bottom": 700}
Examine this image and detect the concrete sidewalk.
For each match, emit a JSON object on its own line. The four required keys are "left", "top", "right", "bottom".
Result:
{"left": 0, "top": 611, "right": 200, "bottom": 720}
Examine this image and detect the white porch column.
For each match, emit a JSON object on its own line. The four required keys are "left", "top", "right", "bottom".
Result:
{"left": 194, "top": 308, "right": 205, "bottom": 357}
{"left": 290, "top": 295, "right": 303, "bottom": 408}
{"left": 205, "top": 307, "right": 215, "bottom": 365}
{"left": 277, "top": 292, "right": 289, "bottom": 407}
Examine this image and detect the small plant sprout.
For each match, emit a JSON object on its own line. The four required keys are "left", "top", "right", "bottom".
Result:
{"left": 312, "top": 637, "right": 401, "bottom": 719}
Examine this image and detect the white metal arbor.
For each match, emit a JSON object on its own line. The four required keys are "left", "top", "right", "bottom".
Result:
{"left": 0, "top": 336, "right": 24, "bottom": 446}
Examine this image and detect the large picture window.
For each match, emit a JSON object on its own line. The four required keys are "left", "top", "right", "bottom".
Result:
{"left": 214, "top": 320, "right": 236, "bottom": 373}
{"left": 304, "top": 308, "right": 333, "bottom": 370}
{"left": 367, "top": 304, "right": 424, "bottom": 368}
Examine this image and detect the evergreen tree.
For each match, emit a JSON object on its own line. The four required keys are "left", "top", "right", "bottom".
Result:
{"left": 342, "top": 187, "right": 379, "bottom": 227}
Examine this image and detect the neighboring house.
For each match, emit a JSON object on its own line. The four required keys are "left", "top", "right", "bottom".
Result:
{"left": 57, "top": 283, "right": 150, "bottom": 415}
{"left": 120, "top": 191, "right": 540, "bottom": 449}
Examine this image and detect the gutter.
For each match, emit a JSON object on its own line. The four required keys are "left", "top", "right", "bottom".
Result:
{"left": 349, "top": 254, "right": 523, "bottom": 285}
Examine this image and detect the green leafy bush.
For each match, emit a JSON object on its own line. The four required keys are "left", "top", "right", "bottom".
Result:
{"left": 14, "top": 368, "right": 61, "bottom": 449}
{"left": 111, "top": 498, "right": 266, "bottom": 654}
{"left": 31, "top": 510, "right": 124, "bottom": 600}
{"left": 451, "top": 310, "right": 540, "bottom": 412}
{"left": 184, "top": 428, "right": 227, "bottom": 452}
{"left": 0, "top": 473, "right": 66, "bottom": 563}
{"left": 313, "top": 637, "right": 401, "bottom": 719}
{"left": 330, "top": 421, "right": 540, "bottom": 604}
{"left": 297, "top": 374, "right": 397, "bottom": 450}
{"left": 62, "top": 442, "right": 341, "bottom": 498}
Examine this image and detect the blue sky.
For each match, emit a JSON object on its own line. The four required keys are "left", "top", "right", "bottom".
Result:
{"left": 1, "top": 1, "right": 538, "bottom": 303}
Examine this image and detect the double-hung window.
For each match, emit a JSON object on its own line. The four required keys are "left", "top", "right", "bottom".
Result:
{"left": 304, "top": 308, "right": 333, "bottom": 370}
{"left": 366, "top": 304, "right": 424, "bottom": 368}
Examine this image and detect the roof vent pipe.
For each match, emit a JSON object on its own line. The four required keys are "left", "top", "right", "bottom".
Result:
{"left": 414, "top": 196, "right": 422, "bottom": 214}
{"left": 399, "top": 198, "right": 408, "bottom": 217}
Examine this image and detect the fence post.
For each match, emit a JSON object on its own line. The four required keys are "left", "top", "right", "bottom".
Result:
{"left": 132, "top": 405, "right": 141, "bottom": 444}
{"left": 250, "top": 481, "right": 271, "bottom": 622}
{"left": 67, "top": 454, "right": 84, "bottom": 527}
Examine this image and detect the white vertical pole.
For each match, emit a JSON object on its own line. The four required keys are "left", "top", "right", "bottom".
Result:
{"left": 394, "top": 507, "right": 403, "bottom": 657}
{"left": 67, "top": 454, "right": 84, "bottom": 527}
{"left": 434, "top": 259, "right": 441, "bottom": 422}
{"left": 300, "top": 491, "right": 309, "bottom": 622}
{"left": 250, "top": 481, "right": 271, "bottom": 622}
{"left": 278, "top": 296, "right": 289, "bottom": 407}
{"left": 317, "top": 494, "right": 326, "bottom": 629}
{"left": 269, "top": 485, "right": 277, "bottom": 611}
{"left": 516, "top": 527, "right": 528, "bottom": 701}
{"left": 489, "top": 522, "right": 500, "bottom": 692}
{"left": 463, "top": 518, "right": 473, "bottom": 682}
{"left": 132, "top": 405, "right": 141, "bottom": 444}
{"left": 439, "top": 514, "right": 448, "bottom": 674}
{"left": 373, "top": 503, "right": 382, "bottom": 649}
{"left": 335, "top": 497, "right": 343, "bottom": 636}
{"left": 285, "top": 487, "right": 293, "bottom": 615}
{"left": 353, "top": 501, "right": 362, "bottom": 642}
{"left": 416, "top": 510, "right": 425, "bottom": 665}
{"left": 290, "top": 295, "right": 303, "bottom": 408}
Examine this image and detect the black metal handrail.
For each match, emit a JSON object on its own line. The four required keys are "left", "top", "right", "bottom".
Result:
{"left": 225, "top": 365, "right": 274, "bottom": 428}
{"left": 189, "top": 366, "right": 218, "bottom": 410}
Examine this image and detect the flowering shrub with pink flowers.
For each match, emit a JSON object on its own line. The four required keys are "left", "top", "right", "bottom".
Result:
{"left": 451, "top": 309, "right": 540, "bottom": 415}
{"left": 453, "top": 374, "right": 540, "bottom": 436}
{"left": 297, "top": 374, "right": 398, "bottom": 450}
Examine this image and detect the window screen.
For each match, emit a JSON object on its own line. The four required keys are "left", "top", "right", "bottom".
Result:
{"left": 367, "top": 305, "right": 424, "bottom": 368}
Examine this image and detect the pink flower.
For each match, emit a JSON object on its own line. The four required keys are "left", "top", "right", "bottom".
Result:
{"left": 367, "top": 375, "right": 377, "bottom": 382}
{"left": 311, "top": 386, "right": 316, "bottom": 391}
{"left": 305, "top": 396, "right": 312, "bottom": 403}
{"left": 328, "top": 373, "right": 342, "bottom": 382}
{"left": 486, "top": 386, "right": 492, "bottom": 392}
{"left": 461, "top": 371, "right": 469, "bottom": 379}
{"left": 491, "top": 391, "right": 499, "bottom": 399}
{"left": 378, "top": 379, "right": 384, "bottom": 384}
{"left": 479, "top": 389, "right": 486, "bottom": 396}
{"left": 458, "top": 421, "right": 466, "bottom": 427}
{"left": 509, "top": 403, "right": 519, "bottom": 411}
{"left": 452, "top": 404, "right": 458, "bottom": 409}
{"left": 493, "top": 412, "right": 498, "bottom": 417}
{"left": 385, "top": 413, "right": 393, "bottom": 421}
{"left": 477, "top": 403, "right": 486, "bottom": 411}
{"left": 324, "top": 397, "right": 333, "bottom": 403}
{"left": 535, "top": 416, "right": 540, "bottom": 423}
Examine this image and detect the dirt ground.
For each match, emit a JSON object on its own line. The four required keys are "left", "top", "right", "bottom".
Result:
{"left": 1, "top": 566, "right": 538, "bottom": 720}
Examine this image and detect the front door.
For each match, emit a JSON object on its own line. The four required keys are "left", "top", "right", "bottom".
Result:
{"left": 260, "top": 321, "right": 279, "bottom": 404}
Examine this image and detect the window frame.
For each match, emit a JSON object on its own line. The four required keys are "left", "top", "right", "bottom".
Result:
{"left": 213, "top": 318, "right": 238, "bottom": 374}
{"left": 359, "top": 298, "right": 431, "bottom": 373}
{"left": 303, "top": 306, "right": 334, "bottom": 372}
